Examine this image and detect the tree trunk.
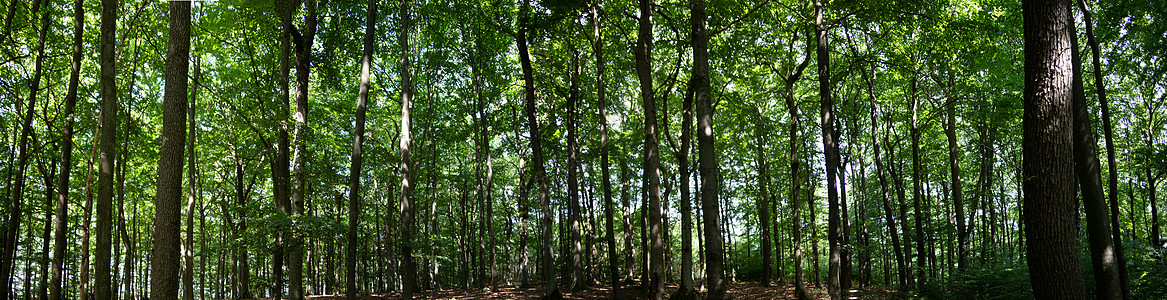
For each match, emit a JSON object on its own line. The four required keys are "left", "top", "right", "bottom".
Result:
{"left": 692, "top": 0, "right": 726, "bottom": 298}
{"left": 96, "top": 0, "right": 119, "bottom": 288}
{"left": 755, "top": 111, "right": 773, "bottom": 287}
{"left": 946, "top": 70, "right": 969, "bottom": 270}
{"left": 813, "top": 0, "right": 842, "bottom": 298}
{"left": 51, "top": 0, "right": 84, "bottom": 297}
{"left": 150, "top": 2, "right": 190, "bottom": 300}
{"left": 635, "top": 0, "right": 664, "bottom": 298}
{"left": 346, "top": 0, "right": 375, "bottom": 297}
{"left": 397, "top": 0, "right": 416, "bottom": 296}
{"left": 289, "top": 1, "right": 318, "bottom": 298}
{"left": 1021, "top": 0, "right": 1087, "bottom": 297}
{"left": 1076, "top": 0, "right": 1130, "bottom": 296}
{"left": 517, "top": 0, "right": 558, "bottom": 296}
{"left": 183, "top": 54, "right": 201, "bottom": 300}
{"left": 592, "top": 3, "right": 621, "bottom": 297}
{"left": 1068, "top": 20, "right": 1121, "bottom": 300}
{"left": 782, "top": 42, "right": 810, "bottom": 295}
{"left": 909, "top": 74, "right": 925, "bottom": 287}
{"left": 272, "top": 0, "right": 298, "bottom": 295}
{"left": 0, "top": 5, "right": 47, "bottom": 299}
{"left": 567, "top": 45, "right": 586, "bottom": 292}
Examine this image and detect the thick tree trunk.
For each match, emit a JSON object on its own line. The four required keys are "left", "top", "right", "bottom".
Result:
{"left": 97, "top": 0, "right": 119, "bottom": 295}
{"left": 1069, "top": 22, "right": 1121, "bottom": 300}
{"left": 636, "top": 0, "right": 664, "bottom": 298}
{"left": 1021, "top": 0, "right": 1087, "bottom": 298}
{"left": 272, "top": 0, "right": 298, "bottom": 296}
{"left": 150, "top": 2, "right": 190, "bottom": 300}
{"left": 51, "top": 1, "right": 85, "bottom": 298}
{"left": 346, "top": 0, "right": 375, "bottom": 298}
{"left": 692, "top": 0, "right": 726, "bottom": 298}
{"left": 397, "top": 0, "right": 416, "bottom": 296}
{"left": 813, "top": 0, "right": 842, "bottom": 298}
{"left": 0, "top": 5, "right": 47, "bottom": 300}
{"left": 1076, "top": 0, "right": 1130, "bottom": 296}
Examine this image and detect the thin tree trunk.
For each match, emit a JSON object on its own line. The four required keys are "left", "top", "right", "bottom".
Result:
{"left": 755, "top": 111, "right": 773, "bottom": 287}
{"left": 517, "top": 0, "right": 558, "bottom": 296}
{"left": 150, "top": 2, "right": 190, "bottom": 300}
{"left": 1, "top": 6, "right": 49, "bottom": 299}
{"left": 1068, "top": 19, "right": 1121, "bottom": 300}
{"left": 592, "top": 3, "right": 621, "bottom": 297}
{"left": 1021, "top": 0, "right": 1087, "bottom": 297}
{"left": 567, "top": 44, "right": 586, "bottom": 291}
{"left": 909, "top": 74, "right": 925, "bottom": 287}
{"left": 1076, "top": 0, "right": 1130, "bottom": 296}
{"left": 346, "top": 0, "right": 375, "bottom": 297}
{"left": 182, "top": 54, "right": 201, "bottom": 300}
{"left": 50, "top": 0, "right": 84, "bottom": 297}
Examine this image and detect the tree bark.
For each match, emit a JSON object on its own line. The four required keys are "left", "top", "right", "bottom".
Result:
{"left": 1076, "top": 0, "right": 1130, "bottom": 297}
{"left": 692, "top": 0, "right": 726, "bottom": 298}
{"left": 1021, "top": 0, "right": 1088, "bottom": 298}
{"left": 1069, "top": 19, "right": 1121, "bottom": 300}
{"left": 398, "top": 0, "right": 416, "bottom": 296}
{"left": 151, "top": 2, "right": 190, "bottom": 300}
{"left": 96, "top": 0, "right": 120, "bottom": 292}
{"left": 51, "top": 0, "right": 84, "bottom": 298}
{"left": 346, "top": 0, "right": 375, "bottom": 297}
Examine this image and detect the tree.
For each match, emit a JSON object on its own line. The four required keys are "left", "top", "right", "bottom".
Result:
{"left": 1077, "top": 0, "right": 1131, "bottom": 296}
{"left": 813, "top": 0, "right": 842, "bottom": 298}
{"left": 346, "top": 0, "right": 375, "bottom": 298}
{"left": 50, "top": 0, "right": 85, "bottom": 298}
{"left": 1069, "top": 15, "right": 1121, "bottom": 300}
{"left": 0, "top": 4, "right": 49, "bottom": 299}
{"left": 692, "top": 0, "right": 726, "bottom": 298}
{"left": 592, "top": 2, "right": 621, "bottom": 298}
{"left": 289, "top": 1, "right": 319, "bottom": 299}
{"left": 516, "top": 0, "right": 559, "bottom": 298}
{"left": 635, "top": 0, "right": 664, "bottom": 298}
{"left": 1021, "top": 0, "right": 1088, "bottom": 298}
{"left": 150, "top": 2, "right": 191, "bottom": 300}
{"left": 397, "top": 0, "right": 417, "bottom": 297}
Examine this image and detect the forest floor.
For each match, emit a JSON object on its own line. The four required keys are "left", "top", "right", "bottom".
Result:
{"left": 283, "top": 281, "right": 910, "bottom": 299}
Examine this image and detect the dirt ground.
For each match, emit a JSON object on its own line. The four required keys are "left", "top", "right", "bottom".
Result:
{"left": 284, "top": 281, "right": 909, "bottom": 300}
